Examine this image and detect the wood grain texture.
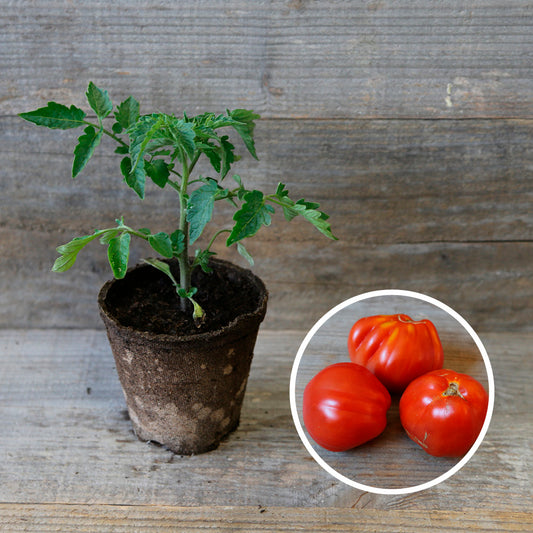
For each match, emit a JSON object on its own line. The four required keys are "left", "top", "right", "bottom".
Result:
{"left": 2, "top": 0, "right": 533, "bottom": 119}
{"left": 0, "top": 329, "right": 530, "bottom": 517}
{"left": 1, "top": 117, "right": 532, "bottom": 331}
{"left": 0, "top": 504, "right": 532, "bottom": 532}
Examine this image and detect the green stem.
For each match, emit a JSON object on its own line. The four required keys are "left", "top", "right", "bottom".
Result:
{"left": 177, "top": 155, "right": 192, "bottom": 312}
{"left": 205, "top": 229, "right": 231, "bottom": 253}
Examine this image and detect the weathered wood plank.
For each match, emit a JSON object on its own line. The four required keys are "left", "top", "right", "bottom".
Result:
{"left": 0, "top": 504, "right": 531, "bottom": 532}
{"left": 1, "top": 117, "right": 532, "bottom": 330}
{"left": 0, "top": 329, "right": 530, "bottom": 513}
{"left": 1, "top": 1, "right": 533, "bottom": 119}
{"left": 3, "top": 117, "right": 533, "bottom": 244}
{"left": 1, "top": 229, "right": 531, "bottom": 332}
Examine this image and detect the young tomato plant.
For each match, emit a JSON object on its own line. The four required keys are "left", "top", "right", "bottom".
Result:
{"left": 20, "top": 82, "right": 337, "bottom": 324}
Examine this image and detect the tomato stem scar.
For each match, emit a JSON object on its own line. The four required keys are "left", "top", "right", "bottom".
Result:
{"left": 442, "top": 381, "right": 464, "bottom": 399}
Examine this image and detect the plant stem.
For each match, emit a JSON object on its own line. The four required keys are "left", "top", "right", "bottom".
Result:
{"left": 205, "top": 229, "right": 231, "bottom": 253}
{"left": 177, "top": 155, "right": 192, "bottom": 312}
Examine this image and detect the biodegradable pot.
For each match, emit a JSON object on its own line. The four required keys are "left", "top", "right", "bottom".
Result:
{"left": 98, "top": 257, "right": 268, "bottom": 455}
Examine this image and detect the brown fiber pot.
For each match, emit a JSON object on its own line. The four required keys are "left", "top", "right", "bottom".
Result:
{"left": 97, "top": 258, "right": 268, "bottom": 455}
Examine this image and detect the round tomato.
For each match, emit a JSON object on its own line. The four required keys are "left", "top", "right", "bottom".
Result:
{"left": 399, "top": 369, "right": 489, "bottom": 457}
{"left": 348, "top": 314, "right": 444, "bottom": 393}
{"left": 302, "top": 362, "right": 391, "bottom": 452}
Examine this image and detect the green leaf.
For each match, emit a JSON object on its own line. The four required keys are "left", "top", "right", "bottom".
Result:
{"left": 170, "top": 229, "right": 185, "bottom": 255}
{"left": 114, "top": 95, "right": 140, "bottom": 130}
{"left": 148, "top": 232, "right": 174, "bottom": 258}
{"left": 228, "top": 109, "right": 260, "bottom": 160}
{"left": 52, "top": 234, "right": 96, "bottom": 272}
{"left": 167, "top": 117, "right": 196, "bottom": 159}
{"left": 86, "top": 82, "right": 113, "bottom": 119}
{"left": 237, "top": 241, "right": 254, "bottom": 266}
{"left": 194, "top": 249, "right": 215, "bottom": 273}
{"left": 19, "top": 102, "right": 86, "bottom": 130}
{"left": 53, "top": 228, "right": 116, "bottom": 272}
{"left": 143, "top": 257, "right": 180, "bottom": 288}
{"left": 72, "top": 125, "right": 103, "bottom": 178}
{"left": 129, "top": 115, "right": 165, "bottom": 171}
{"left": 145, "top": 159, "right": 170, "bottom": 188}
{"left": 197, "top": 141, "right": 221, "bottom": 173}
{"left": 227, "top": 190, "right": 274, "bottom": 246}
{"left": 99, "top": 229, "right": 120, "bottom": 245}
{"left": 220, "top": 135, "right": 237, "bottom": 178}
{"left": 292, "top": 202, "right": 337, "bottom": 240}
{"left": 272, "top": 183, "right": 337, "bottom": 240}
{"left": 112, "top": 122, "right": 123, "bottom": 134}
{"left": 177, "top": 286, "right": 198, "bottom": 299}
{"left": 120, "top": 156, "right": 146, "bottom": 199}
{"left": 107, "top": 232, "right": 131, "bottom": 279}
{"left": 187, "top": 179, "right": 219, "bottom": 244}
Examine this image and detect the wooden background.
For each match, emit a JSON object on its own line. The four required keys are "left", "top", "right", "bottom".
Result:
{"left": 1, "top": 0, "right": 532, "bottom": 332}
{"left": 0, "top": 1, "right": 532, "bottom": 531}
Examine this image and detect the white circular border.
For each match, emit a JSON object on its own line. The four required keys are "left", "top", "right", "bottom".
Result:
{"left": 289, "top": 289, "right": 495, "bottom": 495}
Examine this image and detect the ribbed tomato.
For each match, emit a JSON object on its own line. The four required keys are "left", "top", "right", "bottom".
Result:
{"left": 399, "top": 369, "right": 489, "bottom": 457}
{"left": 348, "top": 314, "right": 444, "bottom": 393}
{"left": 302, "top": 362, "right": 391, "bottom": 452}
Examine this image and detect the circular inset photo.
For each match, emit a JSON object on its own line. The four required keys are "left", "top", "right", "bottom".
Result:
{"left": 290, "top": 290, "right": 494, "bottom": 495}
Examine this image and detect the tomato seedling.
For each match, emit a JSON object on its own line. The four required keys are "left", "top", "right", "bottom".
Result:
{"left": 399, "top": 369, "right": 489, "bottom": 457}
{"left": 19, "top": 82, "right": 336, "bottom": 324}
{"left": 303, "top": 362, "right": 391, "bottom": 452}
{"left": 348, "top": 314, "right": 444, "bottom": 393}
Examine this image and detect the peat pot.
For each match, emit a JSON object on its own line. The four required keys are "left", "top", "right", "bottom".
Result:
{"left": 97, "top": 257, "right": 268, "bottom": 455}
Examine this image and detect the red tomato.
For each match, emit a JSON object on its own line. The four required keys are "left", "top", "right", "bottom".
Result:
{"left": 399, "top": 369, "right": 489, "bottom": 457}
{"left": 303, "top": 362, "right": 391, "bottom": 452}
{"left": 348, "top": 314, "right": 444, "bottom": 393}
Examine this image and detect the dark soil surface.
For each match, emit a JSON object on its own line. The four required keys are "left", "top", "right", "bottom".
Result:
{"left": 103, "top": 259, "right": 263, "bottom": 336}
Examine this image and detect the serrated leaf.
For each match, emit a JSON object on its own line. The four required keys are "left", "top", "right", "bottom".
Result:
{"left": 187, "top": 179, "right": 219, "bottom": 244}
{"left": 53, "top": 229, "right": 113, "bottom": 272}
{"left": 228, "top": 109, "right": 260, "bottom": 160}
{"left": 19, "top": 102, "right": 86, "bottom": 130}
{"left": 115, "top": 95, "right": 140, "bottom": 130}
{"left": 145, "top": 159, "right": 170, "bottom": 188}
{"left": 86, "top": 82, "right": 113, "bottom": 119}
{"left": 220, "top": 135, "right": 237, "bottom": 178}
{"left": 197, "top": 141, "right": 221, "bottom": 173}
{"left": 120, "top": 156, "right": 146, "bottom": 199}
{"left": 129, "top": 115, "right": 165, "bottom": 171}
{"left": 167, "top": 117, "right": 196, "bottom": 159}
{"left": 72, "top": 125, "right": 103, "bottom": 177}
{"left": 227, "top": 190, "right": 274, "bottom": 246}
{"left": 107, "top": 232, "right": 131, "bottom": 279}
{"left": 237, "top": 241, "right": 254, "bottom": 266}
{"left": 279, "top": 199, "right": 337, "bottom": 240}
{"left": 148, "top": 232, "right": 174, "bottom": 258}
{"left": 114, "top": 145, "right": 129, "bottom": 154}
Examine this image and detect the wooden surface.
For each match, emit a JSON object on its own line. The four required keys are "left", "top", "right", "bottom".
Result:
{"left": 1, "top": 0, "right": 532, "bottom": 333}
{"left": 1, "top": 116, "right": 532, "bottom": 332}
{"left": 2, "top": 1, "right": 533, "bottom": 119}
{"left": 1, "top": 2, "right": 532, "bottom": 529}
{"left": 0, "top": 328, "right": 531, "bottom": 531}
